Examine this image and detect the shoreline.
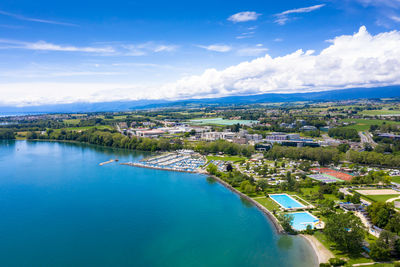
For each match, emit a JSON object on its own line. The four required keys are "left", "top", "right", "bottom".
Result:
{"left": 301, "top": 234, "right": 334, "bottom": 264}
{"left": 12, "top": 140, "right": 321, "bottom": 265}
{"left": 123, "top": 162, "right": 322, "bottom": 265}
{"left": 207, "top": 174, "right": 285, "bottom": 234}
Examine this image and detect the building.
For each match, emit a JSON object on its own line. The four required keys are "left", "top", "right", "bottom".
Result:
{"left": 200, "top": 131, "right": 236, "bottom": 141}
{"left": 300, "top": 125, "right": 317, "bottom": 131}
{"left": 378, "top": 133, "right": 400, "bottom": 140}
{"left": 136, "top": 129, "right": 165, "bottom": 138}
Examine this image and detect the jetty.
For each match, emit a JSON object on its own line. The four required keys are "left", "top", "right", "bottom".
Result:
{"left": 99, "top": 159, "right": 115, "bottom": 166}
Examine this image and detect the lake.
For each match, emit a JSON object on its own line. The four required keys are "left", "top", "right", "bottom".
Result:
{"left": 0, "top": 140, "right": 317, "bottom": 266}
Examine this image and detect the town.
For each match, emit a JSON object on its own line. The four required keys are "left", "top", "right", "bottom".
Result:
{"left": 1, "top": 98, "right": 400, "bottom": 266}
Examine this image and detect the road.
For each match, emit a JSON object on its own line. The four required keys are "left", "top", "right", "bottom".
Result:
{"left": 359, "top": 131, "right": 377, "bottom": 148}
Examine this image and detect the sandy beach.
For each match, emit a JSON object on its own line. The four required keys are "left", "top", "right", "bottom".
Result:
{"left": 301, "top": 234, "right": 334, "bottom": 264}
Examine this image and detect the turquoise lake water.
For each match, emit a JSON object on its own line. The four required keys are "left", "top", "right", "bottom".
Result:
{"left": 0, "top": 140, "right": 317, "bottom": 266}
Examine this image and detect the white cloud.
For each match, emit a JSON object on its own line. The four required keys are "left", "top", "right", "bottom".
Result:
{"left": 0, "top": 10, "right": 77, "bottom": 26}
{"left": 0, "top": 39, "right": 114, "bottom": 53}
{"left": 228, "top": 11, "right": 261, "bottom": 23}
{"left": 122, "top": 42, "right": 178, "bottom": 56}
{"left": 154, "top": 45, "right": 177, "bottom": 52}
{"left": 354, "top": 0, "right": 400, "bottom": 8}
{"left": 390, "top": 15, "right": 400, "bottom": 22}
{"left": 197, "top": 44, "right": 232, "bottom": 52}
{"left": 0, "top": 39, "right": 178, "bottom": 55}
{"left": 274, "top": 4, "right": 325, "bottom": 25}
{"left": 2, "top": 26, "right": 400, "bottom": 106}
{"left": 237, "top": 47, "right": 268, "bottom": 56}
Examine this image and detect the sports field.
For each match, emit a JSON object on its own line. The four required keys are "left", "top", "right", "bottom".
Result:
{"left": 356, "top": 189, "right": 400, "bottom": 195}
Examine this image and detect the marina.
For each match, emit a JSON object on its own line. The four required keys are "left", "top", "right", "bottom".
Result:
{"left": 122, "top": 150, "right": 206, "bottom": 173}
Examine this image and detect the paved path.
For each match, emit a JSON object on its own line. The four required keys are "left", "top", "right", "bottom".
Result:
{"left": 386, "top": 196, "right": 400, "bottom": 203}
{"left": 354, "top": 211, "right": 380, "bottom": 238}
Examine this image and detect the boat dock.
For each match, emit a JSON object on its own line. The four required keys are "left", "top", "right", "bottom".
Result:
{"left": 99, "top": 159, "right": 116, "bottom": 166}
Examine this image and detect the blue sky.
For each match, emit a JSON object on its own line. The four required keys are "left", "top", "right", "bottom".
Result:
{"left": 0, "top": 0, "right": 400, "bottom": 106}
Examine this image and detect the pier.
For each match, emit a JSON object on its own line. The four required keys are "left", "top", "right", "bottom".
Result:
{"left": 99, "top": 159, "right": 116, "bottom": 166}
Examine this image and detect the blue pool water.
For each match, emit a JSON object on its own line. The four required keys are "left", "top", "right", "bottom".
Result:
{"left": 288, "top": 212, "right": 319, "bottom": 231}
{"left": 270, "top": 194, "right": 306, "bottom": 209}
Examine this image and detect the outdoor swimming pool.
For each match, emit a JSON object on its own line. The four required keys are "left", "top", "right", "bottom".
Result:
{"left": 287, "top": 212, "right": 320, "bottom": 231}
{"left": 269, "top": 194, "right": 306, "bottom": 209}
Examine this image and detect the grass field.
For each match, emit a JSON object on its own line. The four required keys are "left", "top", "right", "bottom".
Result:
{"left": 341, "top": 119, "right": 400, "bottom": 131}
{"left": 189, "top": 117, "right": 258, "bottom": 126}
{"left": 254, "top": 197, "right": 280, "bottom": 211}
{"left": 361, "top": 109, "right": 400, "bottom": 116}
{"left": 206, "top": 155, "right": 246, "bottom": 162}
{"left": 391, "top": 176, "right": 400, "bottom": 184}
{"left": 361, "top": 194, "right": 400, "bottom": 203}
{"left": 63, "top": 119, "right": 81, "bottom": 125}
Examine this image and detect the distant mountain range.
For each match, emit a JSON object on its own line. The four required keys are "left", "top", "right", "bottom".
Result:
{"left": 1, "top": 85, "right": 400, "bottom": 114}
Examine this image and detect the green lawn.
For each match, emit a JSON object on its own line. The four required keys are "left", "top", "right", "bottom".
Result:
{"left": 391, "top": 176, "right": 400, "bottom": 184}
{"left": 361, "top": 109, "right": 400, "bottom": 116}
{"left": 341, "top": 119, "right": 400, "bottom": 131}
{"left": 206, "top": 155, "right": 246, "bottom": 162}
{"left": 63, "top": 119, "right": 81, "bottom": 125}
{"left": 254, "top": 197, "right": 280, "bottom": 211}
{"left": 361, "top": 194, "right": 400, "bottom": 203}
{"left": 189, "top": 117, "right": 258, "bottom": 126}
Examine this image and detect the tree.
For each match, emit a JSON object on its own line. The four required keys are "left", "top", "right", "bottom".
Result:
{"left": 367, "top": 202, "right": 396, "bottom": 229}
{"left": 351, "top": 193, "right": 361, "bottom": 204}
{"left": 364, "top": 143, "right": 373, "bottom": 152}
{"left": 386, "top": 213, "right": 400, "bottom": 234}
{"left": 324, "top": 212, "right": 366, "bottom": 253}
{"left": 278, "top": 214, "right": 294, "bottom": 233}
{"left": 226, "top": 163, "right": 233, "bottom": 172}
{"left": 338, "top": 143, "right": 350, "bottom": 153}
{"left": 206, "top": 163, "right": 218, "bottom": 175}
{"left": 239, "top": 180, "right": 256, "bottom": 194}
{"left": 370, "top": 242, "right": 391, "bottom": 261}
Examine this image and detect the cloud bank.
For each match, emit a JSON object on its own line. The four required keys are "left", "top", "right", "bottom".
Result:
{"left": 1, "top": 26, "right": 400, "bottom": 106}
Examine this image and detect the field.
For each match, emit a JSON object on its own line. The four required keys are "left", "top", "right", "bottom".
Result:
{"left": 391, "top": 176, "right": 400, "bottom": 184}
{"left": 356, "top": 189, "right": 400, "bottom": 195}
{"left": 63, "top": 119, "right": 81, "bottom": 125}
{"left": 361, "top": 109, "right": 400, "bottom": 116}
{"left": 341, "top": 119, "right": 400, "bottom": 131}
{"left": 362, "top": 194, "right": 400, "bottom": 203}
{"left": 189, "top": 117, "right": 258, "bottom": 126}
{"left": 253, "top": 197, "right": 280, "bottom": 211}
